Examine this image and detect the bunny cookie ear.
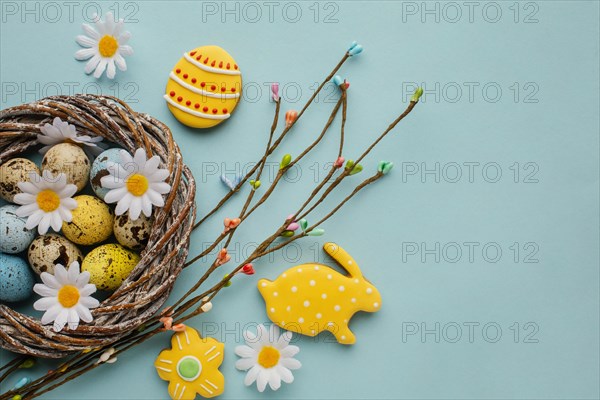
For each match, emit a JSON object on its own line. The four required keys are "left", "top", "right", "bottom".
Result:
{"left": 323, "top": 242, "right": 362, "bottom": 278}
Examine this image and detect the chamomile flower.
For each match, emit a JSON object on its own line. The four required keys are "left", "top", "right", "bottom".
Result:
{"left": 74, "top": 11, "right": 133, "bottom": 79}
{"left": 235, "top": 324, "right": 301, "bottom": 392}
{"left": 14, "top": 171, "right": 77, "bottom": 235}
{"left": 101, "top": 148, "right": 171, "bottom": 220}
{"left": 38, "top": 117, "right": 104, "bottom": 156}
{"left": 33, "top": 261, "right": 99, "bottom": 332}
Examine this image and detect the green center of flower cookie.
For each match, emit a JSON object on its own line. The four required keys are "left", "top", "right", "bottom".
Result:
{"left": 177, "top": 356, "right": 201, "bottom": 381}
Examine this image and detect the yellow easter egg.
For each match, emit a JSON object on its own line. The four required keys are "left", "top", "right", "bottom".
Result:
{"left": 62, "top": 195, "right": 113, "bottom": 245}
{"left": 82, "top": 243, "right": 140, "bottom": 291}
{"left": 164, "top": 45, "right": 242, "bottom": 128}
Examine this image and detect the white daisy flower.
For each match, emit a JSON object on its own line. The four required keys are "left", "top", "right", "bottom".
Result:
{"left": 14, "top": 171, "right": 78, "bottom": 235}
{"left": 235, "top": 324, "right": 301, "bottom": 392}
{"left": 33, "top": 261, "right": 99, "bottom": 332}
{"left": 38, "top": 117, "right": 104, "bottom": 156}
{"left": 101, "top": 148, "right": 171, "bottom": 221}
{"left": 74, "top": 11, "right": 133, "bottom": 79}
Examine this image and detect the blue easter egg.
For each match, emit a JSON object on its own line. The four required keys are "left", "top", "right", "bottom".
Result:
{"left": 0, "top": 253, "right": 34, "bottom": 302}
{"left": 0, "top": 205, "right": 36, "bottom": 253}
{"left": 90, "top": 148, "right": 127, "bottom": 200}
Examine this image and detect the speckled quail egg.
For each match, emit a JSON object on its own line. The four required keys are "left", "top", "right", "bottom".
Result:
{"left": 90, "top": 148, "right": 126, "bottom": 200}
{"left": 0, "top": 158, "right": 40, "bottom": 202}
{"left": 0, "top": 205, "right": 36, "bottom": 253}
{"left": 27, "top": 234, "right": 83, "bottom": 275}
{"left": 62, "top": 195, "right": 113, "bottom": 245}
{"left": 82, "top": 243, "right": 140, "bottom": 291}
{"left": 0, "top": 253, "right": 34, "bottom": 302}
{"left": 113, "top": 214, "right": 152, "bottom": 251}
{"left": 41, "top": 143, "right": 90, "bottom": 192}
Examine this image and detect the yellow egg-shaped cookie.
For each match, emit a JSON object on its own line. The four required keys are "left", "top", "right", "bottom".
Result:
{"left": 165, "top": 45, "right": 242, "bottom": 129}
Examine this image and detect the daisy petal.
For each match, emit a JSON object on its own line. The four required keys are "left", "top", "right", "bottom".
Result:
{"left": 268, "top": 370, "right": 281, "bottom": 391}
{"left": 115, "top": 194, "right": 133, "bottom": 215}
{"left": 76, "top": 270, "right": 91, "bottom": 287}
{"left": 93, "top": 59, "right": 108, "bottom": 79}
{"left": 114, "top": 53, "right": 127, "bottom": 71}
{"left": 25, "top": 210, "right": 45, "bottom": 230}
{"left": 133, "top": 148, "right": 147, "bottom": 170}
{"left": 52, "top": 310, "right": 69, "bottom": 332}
{"left": 76, "top": 303, "right": 94, "bottom": 323}
{"left": 235, "top": 357, "right": 256, "bottom": 371}
{"left": 33, "top": 283, "right": 58, "bottom": 297}
{"left": 280, "top": 345, "right": 300, "bottom": 358}
{"left": 37, "top": 214, "right": 51, "bottom": 234}
{"left": 34, "top": 297, "right": 57, "bottom": 311}
{"left": 74, "top": 47, "right": 96, "bottom": 60}
{"left": 128, "top": 196, "right": 142, "bottom": 220}
{"left": 235, "top": 345, "right": 256, "bottom": 358}
{"left": 67, "top": 308, "right": 80, "bottom": 330}
{"left": 150, "top": 182, "right": 171, "bottom": 194}
{"left": 118, "top": 31, "right": 131, "bottom": 44}
{"left": 75, "top": 35, "right": 96, "bottom": 48}
{"left": 280, "top": 357, "right": 301, "bottom": 370}
{"left": 79, "top": 284, "right": 97, "bottom": 297}
{"left": 40, "top": 272, "right": 62, "bottom": 289}
{"left": 119, "top": 45, "right": 133, "bottom": 56}
{"left": 145, "top": 190, "right": 165, "bottom": 208}
{"left": 106, "top": 60, "right": 116, "bottom": 79}
{"left": 277, "top": 365, "right": 294, "bottom": 384}
{"left": 143, "top": 156, "right": 160, "bottom": 174}
{"left": 67, "top": 262, "right": 80, "bottom": 284}
{"left": 41, "top": 305, "right": 62, "bottom": 325}
{"left": 58, "top": 184, "right": 77, "bottom": 198}
{"left": 84, "top": 54, "right": 101, "bottom": 75}
{"left": 269, "top": 324, "right": 281, "bottom": 341}
{"left": 15, "top": 202, "right": 39, "bottom": 217}
{"left": 104, "top": 186, "right": 128, "bottom": 203}
{"left": 148, "top": 169, "right": 170, "bottom": 183}
{"left": 50, "top": 212, "right": 63, "bottom": 232}
{"left": 140, "top": 196, "right": 153, "bottom": 217}
{"left": 276, "top": 330, "right": 292, "bottom": 349}
{"left": 244, "top": 365, "right": 260, "bottom": 386}
{"left": 256, "top": 369, "right": 269, "bottom": 392}
{"left": 54, "top": 264, "right": 69, "bottom": 285}
{"left": 80, "top": 296, "right": 99, "bottom": 309}
{"left": 81, "top": 23, "right": 100, "bottom": 40}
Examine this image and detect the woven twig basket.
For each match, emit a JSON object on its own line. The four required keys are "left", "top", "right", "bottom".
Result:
{"left": 0, "top": 94, "right": 196, "bottom": 358}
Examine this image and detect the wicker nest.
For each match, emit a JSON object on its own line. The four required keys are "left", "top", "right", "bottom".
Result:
{"left": 0, "top": 94, "right": 196, "bottom": 358}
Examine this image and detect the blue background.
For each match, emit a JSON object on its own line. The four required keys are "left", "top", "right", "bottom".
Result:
{"left": 1, "top": 1, "right": 599, "bottom": 399}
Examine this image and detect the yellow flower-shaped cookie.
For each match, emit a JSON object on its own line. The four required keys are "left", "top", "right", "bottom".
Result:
{"left": 155, "top": 326, "right": 225, "bottom": 400}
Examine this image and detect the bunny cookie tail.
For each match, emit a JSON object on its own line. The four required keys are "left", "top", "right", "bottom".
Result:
{"left": 323, "top": 242, "right": 362, "bottom": 278}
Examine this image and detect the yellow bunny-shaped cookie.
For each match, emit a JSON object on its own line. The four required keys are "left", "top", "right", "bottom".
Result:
{"left": 258, "top": 243, "right": 381, "bottom": 345}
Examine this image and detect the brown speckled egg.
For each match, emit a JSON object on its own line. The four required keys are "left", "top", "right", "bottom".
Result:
{"left": 114, "top": 214, "right": 152, "bottom": 251}
{"left": 82, "top": 244, "right": 140, "bottom": 291}
{"left": 0, "top": 158, "right": 40, "bottom": 202}
{"left": 28, "top": 234, "right": 83, "bottom": 275}
{"left": 62, "top": 195, "right": 113, "bottom": 245}
{"left": 41, "top": 143, "right": 90, "bottom": 192}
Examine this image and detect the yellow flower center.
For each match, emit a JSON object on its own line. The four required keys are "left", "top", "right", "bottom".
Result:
{"left": 36, "top": 190, "right": 60, "bottom": 212}
{"left": 257, "top": 346, "right": 280, "bottom": 369}
{"left": 126, "top": 174, "right": 149, "bottom": 196}
{"left": 57, "top": 285, "right": 80, "bottom": 308}
{"left": 98, "top": 35, "right": 119, "bottom": 57}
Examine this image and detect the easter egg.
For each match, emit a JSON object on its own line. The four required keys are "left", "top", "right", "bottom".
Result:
{"left": 62, "top": 195, "right": 113, "bottom": 245}
{"left": 0, "top": 158, "right": 40, "bottom": 202}
{"left": 27, "top": 234, "right": 83, "bottom": 275}
{"left": 0, "top": 253, "right": 34, "bottom": 302}
{"left": 90, "top": 148, "right": 127, "bottom": 200}
{"left": 113, "top": 214, "right": 152, "bottom": 251}
{"left": 164, "top": 45, "right": 242, "bottom": 128}
{"left": 41, "top": 143, "right": 90, "bottom": 192}
{"left": 0, "top": 205, "right": 35, "bottom": 254}
{"left": 82, "top": 244, "right": 140, "bottom": 291}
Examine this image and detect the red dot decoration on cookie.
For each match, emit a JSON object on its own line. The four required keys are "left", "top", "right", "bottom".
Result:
{"left": 194, "top": 103, "right": 200, "bottom": 109}
{"left": 221, "top": 87, "right": 226, "bottom": 92}
{"left": 186, "top": 100, "right": 191, "bottom": 106}
{"left": 191, "top": 78, "right": 197, "bottom": 83}
{"left": 222, "top": 108, "right": 228, "bottom": 113}
{"left": 211, "top": 85, "right": 216, "bottom": 91}
{"left": 203, "top": 107, "right": 209, "bottom": 112}
{"left": 177, "top": 96, "right": 182, "bottom": 102}
{"left": 183, "top": 74, "right": 188, "bottom": 79}
{"left": 169, "top": 91, "right": 175, "bottom": 97}
{"left": 231, "top": 88, "right": 236, "bottom": 93}
{"left": 212, "top": 109, "right": 217, "bottom": 114}
{"left": 190, "top": 51, "right": 196, "bottom": 56}
{"left": 200, "top": 82, "right": 206, "bottom": 87}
